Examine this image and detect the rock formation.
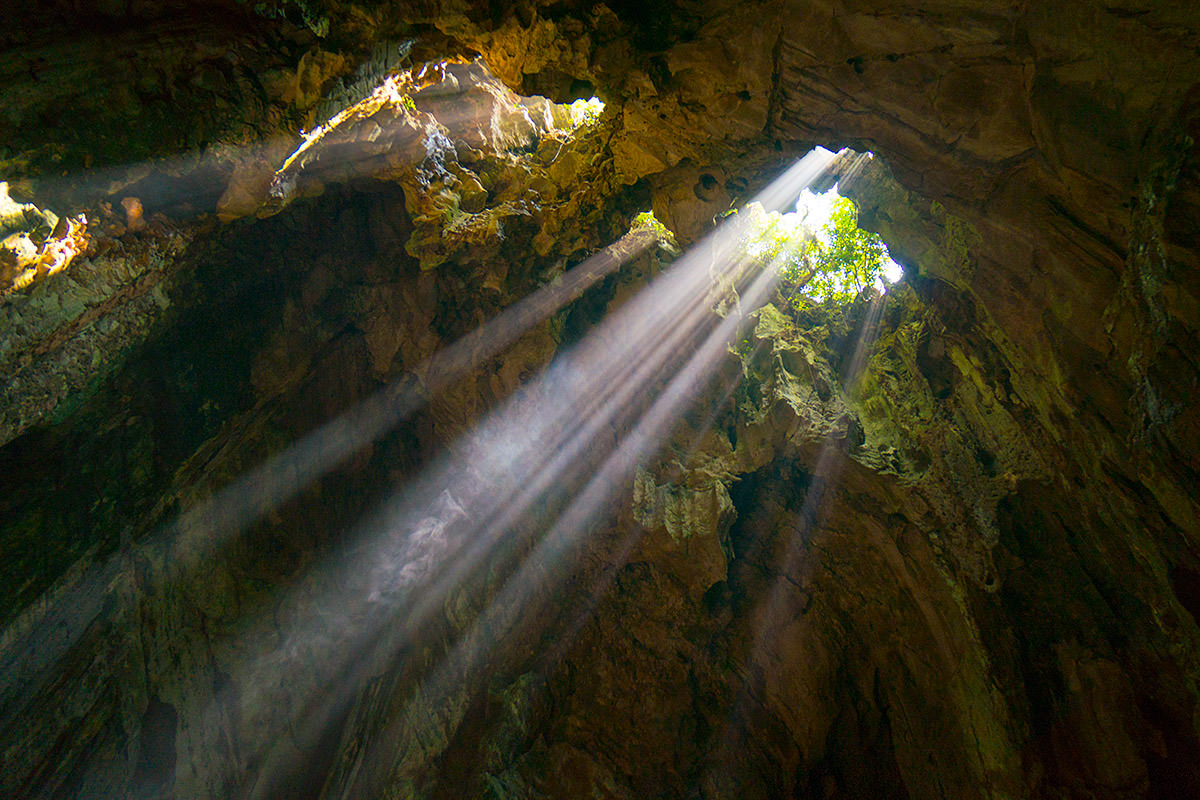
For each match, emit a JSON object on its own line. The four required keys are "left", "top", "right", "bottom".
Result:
{"left": 1, "top": 2, "right": 1199, "bottom": 799}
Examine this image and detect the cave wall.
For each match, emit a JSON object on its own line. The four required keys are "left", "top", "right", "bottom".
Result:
{"left": 2, "top": 2, "right": 1200, "bottom": 799}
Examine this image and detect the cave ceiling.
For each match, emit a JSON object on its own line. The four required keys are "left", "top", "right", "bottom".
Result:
{"left": 2, "top": 2, "right": 1200, "bottom": 799}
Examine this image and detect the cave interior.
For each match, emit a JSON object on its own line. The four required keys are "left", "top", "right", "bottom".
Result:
{"left": 2, "top": 2, "right": 1200, "bottom": 799}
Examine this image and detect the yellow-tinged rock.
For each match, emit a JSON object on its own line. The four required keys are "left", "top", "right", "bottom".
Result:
{"left": 292, "top": 50, "right": 348, "bottom": 109}
{"left": 612, "top": 133, "right": 669, "bottom": 185}
{"left": 217, "top": 159, "right": 276, "bottom": 223}
{"left": 120, "top": 197, "right": 145, "bottom": 232}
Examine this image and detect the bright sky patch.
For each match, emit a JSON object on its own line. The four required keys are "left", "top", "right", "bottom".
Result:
{"left": 568, "top": 97, "right": 605, "bottom": 128}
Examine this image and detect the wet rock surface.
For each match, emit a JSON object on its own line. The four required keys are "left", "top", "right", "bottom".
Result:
{"left": 1, "top": 2, "right": 1199, "bottom": 799}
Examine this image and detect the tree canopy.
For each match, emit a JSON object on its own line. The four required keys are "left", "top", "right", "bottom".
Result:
{"left": 743, "top": 195, "right": 894, "bottom": 307}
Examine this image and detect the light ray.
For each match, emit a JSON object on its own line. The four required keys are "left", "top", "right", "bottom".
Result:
{"left": 0, "top": 62, "right": 625, "bottom": 723}
{"left": 221, "top": 149, "right": 843, "bottom": 795}
{"left": 0, "top": 225, "right": 654, "bottom": 716}
{"left": 698, "top": 289, "right": 888, "bottom": 791}
{"left": 3, "top": 137, "right": 844, "bottom": 797}
{"left": 323, "top": 242, "right": 802, "bottom": 798}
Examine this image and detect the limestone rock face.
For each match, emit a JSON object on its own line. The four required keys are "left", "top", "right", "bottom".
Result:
{"left": 1, "top": 2, "right": 1200, "bottom": 800}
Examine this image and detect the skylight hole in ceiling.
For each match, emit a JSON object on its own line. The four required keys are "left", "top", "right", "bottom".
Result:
{"left": 734, "top": 148, "right": 906, "bottom": 305}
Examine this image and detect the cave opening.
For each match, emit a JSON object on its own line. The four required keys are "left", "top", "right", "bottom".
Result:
{"left": 730, "top": 149, "right": 905, "bottom": 310}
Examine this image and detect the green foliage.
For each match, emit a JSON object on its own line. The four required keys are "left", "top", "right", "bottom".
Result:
{"left": 806, "top": 197, "right": 889, "bottom": 304}
{"left": 567, "top": 97, "right": 605, "bottom": 128}
{"left": 739, "top": 196, "right": 892, "bottom": 309}
{"left": 631, "top": 210, "right": 677, "bottom": 246}
{"left": 742, "top": 205, "right": 812, "bottom": 276}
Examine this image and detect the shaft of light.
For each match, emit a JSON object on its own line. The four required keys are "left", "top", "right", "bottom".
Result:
{"left": 237, "top": 153, "right": 839, "bottom": 796}
{"left": 699, "top": 291, "right": 887, "bottom": 791}
{"left": 4, "top": 144, "right": 840, "bottom": 798}
{"left": 0, "top": 58, "right": 639, "bottom": 731}
{"left": 325, "top": 241, "right": 799, "bottom": 798}
{"left": 0, "top": 227, "right": 652, "bottom": 722}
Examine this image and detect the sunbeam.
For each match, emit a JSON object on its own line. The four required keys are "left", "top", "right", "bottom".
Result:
{"left": 207, "top": 148, "right": 844, "bottom": 796}
{"left": 698, "top": 287, "right": 888, "bottom": 793}
{"left": 0, "top": 60, "right": 632, "bottom": 722}
{"left": 3, "top": 122, "right": 844, "bottom": 796}
{"left": 320, "top": 238, "right": 801, "bottom": 800}
{"left": 0, "top": 223, "right": 655, "bottom": 716}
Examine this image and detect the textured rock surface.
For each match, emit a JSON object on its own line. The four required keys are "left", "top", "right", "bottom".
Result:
{"left": 1, "top": 2, "right": 1199, "bottom": 799}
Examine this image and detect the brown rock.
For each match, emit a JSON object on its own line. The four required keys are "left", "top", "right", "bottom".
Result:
{"left": 120, "top": 197, "right": 145, "bottom": 232}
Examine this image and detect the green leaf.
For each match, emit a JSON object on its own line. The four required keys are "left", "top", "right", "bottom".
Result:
{"left": 732, "top": 195, "right": 892, "bottom": 309}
